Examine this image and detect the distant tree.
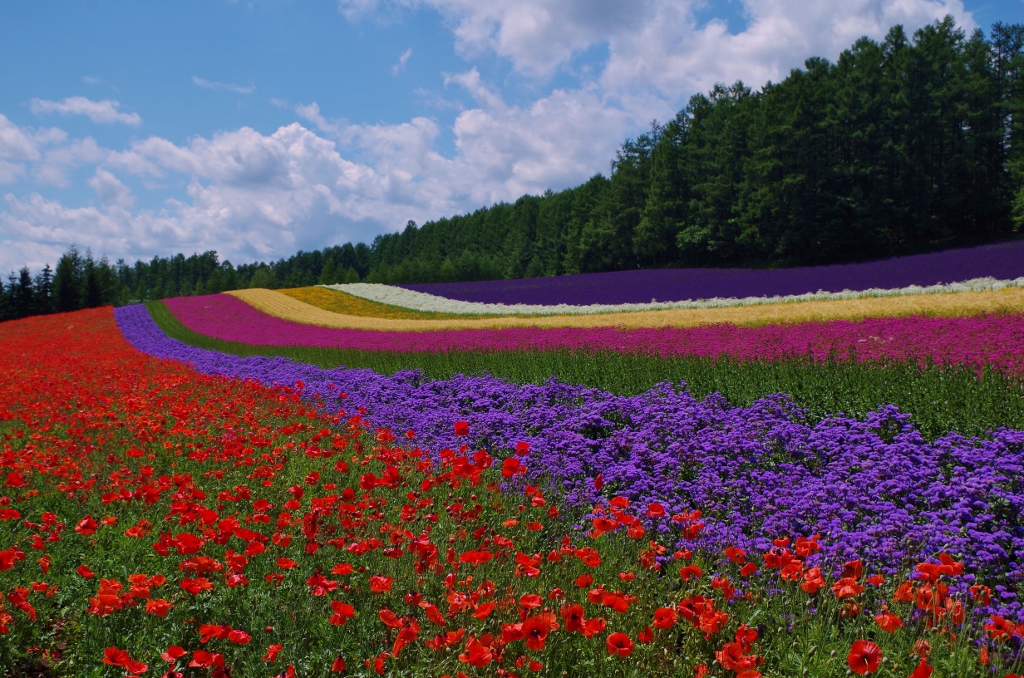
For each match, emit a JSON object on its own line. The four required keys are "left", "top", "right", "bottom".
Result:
{"left": 33, "top": 264, "right": 53, "bottom": 315}
{"left": 248, "top": 266, "right": 277, "bottom": 289}
{"left": 0, "top": 277, "right": 9, "bottom": 322}
{"left": 53, "top": 246, "right": 85, "bottom": 313}
{"left": 13, "top": 267, "right": 34, "bottom": 319}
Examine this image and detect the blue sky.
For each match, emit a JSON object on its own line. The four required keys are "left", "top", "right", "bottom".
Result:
{"left": 1, "top": 0, "right": 1021, "bottom": 273}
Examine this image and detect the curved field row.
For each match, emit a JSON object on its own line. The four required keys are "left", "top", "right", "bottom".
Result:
{"left": 277, "top": 286, "right": 480, "bottom": 320}
{"left": 229, "top": 286, "right": 1024, "bottom": 331}
{"left": 327, "top": 277, "right": 1024, "bottom": 316}
{"left": 399, "top": 238, "right": 1024, "bottom": 304}
{"left": 118, "top": 304, "right": 1024, "bottom": 612}
{"left": 162, "top": 293, "right": 1024, "bottom": 373}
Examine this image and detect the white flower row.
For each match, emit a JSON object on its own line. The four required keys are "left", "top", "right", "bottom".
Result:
{"left": 321, "top": 277, "right": 1024, "bottom": 316}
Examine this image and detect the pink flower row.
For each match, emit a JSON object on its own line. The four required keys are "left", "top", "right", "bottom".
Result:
{"left": 164, "top": 294, "right": 1024, "bottom": 372}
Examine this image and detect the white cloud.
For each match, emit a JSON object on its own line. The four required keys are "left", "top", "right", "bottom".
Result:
{"left": 600, "top": 0, "right": 974, "bottom": 98}
{"left": 295, "top": 102, "right": 348, "bottom": 139}
{"left": 0, "top": 115, "right": 42, "bottom": 163}
{"left": 35, "top": 137, "right": 107, "bottom": 187}
{"left": 29, "top": 97, "right": 142, "bottom": 126}
{"left": 340, "top": 0, "right": 971, "bottom": 88}
{"left": 0, "top": 0, "right": 983, "bottom": 274}
{"left": 193, "top": 76, "right": 256, "bottom": 94}
{"left": 89, "top": 168, "right": 135, "bottom": 210}
{"left": 392, "top": 47, "right": 413, "bottom": 75}
{"left": 0, "top": 115, "right": 68, "bottom": 185}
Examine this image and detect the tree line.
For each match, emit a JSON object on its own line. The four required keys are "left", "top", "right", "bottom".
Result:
{"left": 2, "top": 17, "right": 1023, "bottom": 322}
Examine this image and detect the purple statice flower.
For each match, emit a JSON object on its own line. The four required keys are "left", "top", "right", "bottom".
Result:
{"left": 116, "top": 303, "right": 1024, "bottom": 622}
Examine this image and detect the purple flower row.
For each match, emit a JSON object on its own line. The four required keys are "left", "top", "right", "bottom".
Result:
{"left": 401, "top": 240, "right": 1024, "bottom": 305}
{"left": 166, "top": 293, "right": 1024, "bottom": 374}
{"left": 116, "top": 303, "right": 1024, "bottom": 619}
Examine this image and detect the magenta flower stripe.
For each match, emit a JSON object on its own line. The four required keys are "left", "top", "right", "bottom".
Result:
{"left": 165, "top": 294, "right": 1024, "bottom": 373}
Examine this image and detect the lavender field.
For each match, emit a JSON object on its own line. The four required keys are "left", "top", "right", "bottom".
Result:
{"left": 401, "top": 239, "right": 1024, "bottom": 305}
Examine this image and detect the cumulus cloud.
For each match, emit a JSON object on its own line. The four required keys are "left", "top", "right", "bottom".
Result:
{"left": 0, "top": 0, "right": 983, "bottom": 274}
{"left": 0, "top": 115, "right": 68, "bottom": 186}
{"left": 29, "top": 97, "right": 142, "bottom": 126}
{"left": 0, "top": 80, "right": 636, "bottom": 272}
{"left": 340, "top": 0, "right": 971, "bottom": 87}
{"left": 600, "top": 0, "right": 974, "bottom": 98}
{"left": 89, "top": 168, "right": 134, "bottom": 210}
{"left": 192, "top": 76, "right": 256, "bottom": 94}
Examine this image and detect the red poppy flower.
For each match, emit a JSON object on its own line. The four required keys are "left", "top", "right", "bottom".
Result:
{"left": 502, "top": 457, "right": 524, "bottom": 478}
{"left": 160, "top": 646, "right": 187, "bottom": 663}
{"left": 843, "top": 559, "right": 863, "bottom": 579}
{"left": 189, "top": 650, "right": 225, "bottom": 669}
{"left": 227, "top": 629, "right": 252, "bottom": 644}
{"left": 102, "top": 647, "right": 131, "bottom": 667}
{"left": 459, "top": 637, "right": 493, "bottom": 668}
{"left": 263, "top": 644, "right": 283, "bottom": 663}
{"left": 519, "top": 593, "right": 543, "bottom": 609}
{"left": 472, "top": 601, "right": 495, "bottom": 620}
{"left": 985, "top": 615, "right": 1017, "bottom": 641}
{"left": 847, "top": 640, "right": 882, "bottom": 674}
{"left": 145, "top": 598, "right": 173, "bottom": 617}
{"left": 561, "top": 604, "right": 585, "bottom": 632}
{"left": 831, "top": 577, "right": 864, "bottom": 599}
{"left": 602, "top": 592, "right": 630, "bottom": 614}
{"left": 874, "top": 610, "right": 903, "bottom": 633}
{"left": 581, "top": 617, "right": 607, "bottom": 638}
{"left": 331, "top": 657, "right": 347, "bottom": 672}
{"left": 908, "top": 658, "right": 934, "bottom": 678}
{"left": 75, "top": 515, "right": 98, "bottom": 535}
{"left": 679, "top": 565, "right": 702, "bottom": 581}
{"left": 368, "top": 575, "right": 393, "bottom": 593}
{"left": 653, "top": 607, "right": 678, "bottom": 629}
{"left": 637, "top": 626, "right": 654, "bottom": 643}
{"left": 330, "top": 600, "right": 356, "bottom": 625}
{"left": 606, "top": 632, "right": 634, "bottom": 657}
{"left": 522, "top": 614, "right": 556, "bottom": 651}
{"left": 102, "top": 646, "right": 148, "bottom": 675}
{"left": 459, "top": 550, "right": 493, "bottom": 565}
{"left": 76, "top": 564, "right": 95, "bottom": 579}
{"left": 454, "top": 421, "right": 470, "bottom": 436}
{"left": 379, "top": 608, "right": 403, "bottom": 629}
{"left": 180, "top": 577, "right": 213, "bottom": 595}
{"left": 800, "top": 567, "right": 826, "bottom": 594}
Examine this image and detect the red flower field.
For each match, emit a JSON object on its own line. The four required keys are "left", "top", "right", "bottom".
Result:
{"left": 0, "top": 307, "right": 1020, "bottom": 676}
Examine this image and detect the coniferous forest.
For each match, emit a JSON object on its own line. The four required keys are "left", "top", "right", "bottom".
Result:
{"left": 3, "top": 18, "right": 1024, "bottom": 321}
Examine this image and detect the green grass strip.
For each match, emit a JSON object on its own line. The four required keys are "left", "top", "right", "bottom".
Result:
{"left": 146, "top": 300, "right": 1024, "bottom": 440}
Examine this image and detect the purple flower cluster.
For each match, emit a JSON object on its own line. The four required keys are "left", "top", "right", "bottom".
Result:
{"left": 401, "top": 240, "right": 1024, "bottom": 304}
{"left": 167, "top": 294, "right": 1024, "bottom": 374}
{"left": 116, "top": 304, "right": 1024, "bottom": 619}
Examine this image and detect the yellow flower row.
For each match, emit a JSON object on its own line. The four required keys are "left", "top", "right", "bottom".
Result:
{"left": 277, "top": 286, "right": 477, "bottom": 320}
{"left": 228, "top": 286, "right": 1024, "bottom": 332}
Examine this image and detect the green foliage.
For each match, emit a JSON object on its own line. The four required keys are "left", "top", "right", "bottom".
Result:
{"left": 147, "top": 301, "right": 1024, "bottom": 441}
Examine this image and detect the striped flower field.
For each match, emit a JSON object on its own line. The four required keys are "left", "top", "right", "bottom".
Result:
{"left": 5, "top": 254, "right": 1024, "bottom": 676}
